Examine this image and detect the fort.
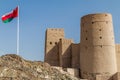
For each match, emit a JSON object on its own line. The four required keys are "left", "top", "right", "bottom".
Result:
{"left": 44, "top": 13, "right": 120, "bottom": 80}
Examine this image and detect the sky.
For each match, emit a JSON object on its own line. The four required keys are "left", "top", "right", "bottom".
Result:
{"left": 0, "top": 0, "right": 120, "bottom": 61}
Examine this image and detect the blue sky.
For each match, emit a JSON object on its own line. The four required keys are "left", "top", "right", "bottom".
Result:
{"left": 0, "top": 0, "right": 120, "bottom": 61}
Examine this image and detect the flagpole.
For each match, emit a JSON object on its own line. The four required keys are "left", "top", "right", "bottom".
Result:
{"left": 17, "top": 6, "right": 19, "bottom": 55}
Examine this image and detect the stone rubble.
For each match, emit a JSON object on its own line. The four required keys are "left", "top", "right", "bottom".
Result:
{"left": 0, "top": 54, "right": 80, "bottom": 80}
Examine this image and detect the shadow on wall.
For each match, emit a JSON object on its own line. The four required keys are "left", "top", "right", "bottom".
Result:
{"left": 45, "top": 43, "right": 60, "bottom": 66}
{"left": 45, "top": 41, "right": 72, "bottom": 68}
{"left": 60, "top": 44, "right": 72, "bottom": 68}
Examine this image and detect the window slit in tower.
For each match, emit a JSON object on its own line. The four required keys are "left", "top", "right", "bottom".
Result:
{"left": 59, "top": 38, "right": 62, "bottom": 41}
{"left": 55, "top": 42, "right": 57, "bottom": 45}
{"left": 99, "top": 29, "right": 101, "bottom": 31}
{"left": 50, "top": 42, "right": 52, "bottom": 45}
{"left": 100, "top": 36, "right": 102, "bottom": 39}
{"left": 105, "top": 14, "right": 107, "bottom": 16}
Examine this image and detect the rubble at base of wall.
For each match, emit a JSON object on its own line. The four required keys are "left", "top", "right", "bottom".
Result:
{"left": 95, "top": 74, "right": 111, "bottom": 80}
{"left": 52, "top": 66, "right": 120, "bottom": 80}
{"left": 52, "top": 66, "right": 64, "bottom": 73}
{"left": 52, "top": 66, "right": 80, "bottom": 78}
{"left": 63, "top": 68, "right": 80, "bottom": 78}
{"left": 95, "top": 72, "right": 120, "bottom": 80}
{"left": 112, "top": 72, "right": 120, "bottom": 80}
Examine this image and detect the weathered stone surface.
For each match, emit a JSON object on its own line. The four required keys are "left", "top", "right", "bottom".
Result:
{"left": 80, "top": 13, "right": 117, "bottom": 79}
{"left": 43, "top": 13, "right": 120, "bottom": 80}
{"left": 0, "top": 54, "right": 80, "bottom": 80}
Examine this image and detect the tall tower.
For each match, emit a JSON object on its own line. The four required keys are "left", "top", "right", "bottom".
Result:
{"left": 80, "top": 13, "right": 117, "bottom": 79}
{"left": 44, "top": 28, "right": 64, "bottom": 66}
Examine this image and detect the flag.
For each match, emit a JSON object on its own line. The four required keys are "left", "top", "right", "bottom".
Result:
{"left": 1, "top": 7, "right": 18, "bottom": 23}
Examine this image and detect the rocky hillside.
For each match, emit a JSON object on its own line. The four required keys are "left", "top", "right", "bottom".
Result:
{"left": 0, "top": 54, "right": 80, "bottom": 80}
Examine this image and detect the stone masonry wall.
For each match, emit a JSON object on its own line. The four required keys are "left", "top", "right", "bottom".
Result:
{"left": 59, "top": 38, "right": 73, "bottom": 68}
{"left": 115, "top": 44, "right": 120, "bottom": 72}
{"left": 72, "top": 43, "right": 80, "bottom": 68}
{"left": 44, "top": 28, "right": 64, "bottom": 66}
{"left": 80, "top": 13, "right": 117, "bottom": 79}
{"left": 44, "top": 13, "right": 120, "bottom": 80}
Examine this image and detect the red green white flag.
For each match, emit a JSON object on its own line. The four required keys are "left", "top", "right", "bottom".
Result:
{"left": 1, "top": 7, "right": 18, "bottom": 23}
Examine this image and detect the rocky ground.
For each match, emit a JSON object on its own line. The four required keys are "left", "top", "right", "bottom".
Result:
{"left": 0, "top": 54, "right": 80, "bottom": 80}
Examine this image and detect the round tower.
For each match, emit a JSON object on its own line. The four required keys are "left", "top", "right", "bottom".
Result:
{"left": 80, "top": 13, "right": 117, "bottom": 79}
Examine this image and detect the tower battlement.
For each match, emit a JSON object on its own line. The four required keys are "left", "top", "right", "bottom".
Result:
{"left": 47, "top": 28, "right": 64, "bottom": 31}
{"left": 81, "top": 13, "right": 112, "bottom": 22}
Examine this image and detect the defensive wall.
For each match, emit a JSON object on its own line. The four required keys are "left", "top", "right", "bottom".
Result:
{"left": 44, "top": 13, "right": 120, "bottom": 80}
{"left": 80, "top": 13, "right": 117, "bottom": 79}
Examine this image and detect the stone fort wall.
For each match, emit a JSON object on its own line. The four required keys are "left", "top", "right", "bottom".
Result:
{"left": 72, "top": 43, "right": 80, "bottom": 68}
{"left": 44, "top": 28, "right": 64, "bottom": 66}
{"left": 44, "top": 13, "right": 120, "bottom": 80}
{"left": 59, "top": 38, "right": 73, "bottom": 68}
{"left": 115, "top": 44, "right": 120, "bottom": 72}
{"left": 80, "top": 13, "right": 117, "bottom": 79}
{"left": 45, "top": 28, "right": 80, "bottom": 68}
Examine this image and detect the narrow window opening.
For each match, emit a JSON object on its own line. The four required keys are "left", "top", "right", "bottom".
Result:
{"left": 55, "top": 42, "right": 57, "bottom": 45}
{"left": 50, "top": 42, "right": 52, "bottom": 45}
{"left": 99, "top": 29, "right": 101, "bottom": 31}
{"left": 86, "top": 38, "right": 88, "bottom": 40}
{"left": 100, "top": 36, "right": 102, "bottom": 39}
{"left": 92, "top": 22, "right": 94, "bottom": 24}
{"left": 100, "top": 45, "right": 102, "bottom": 48}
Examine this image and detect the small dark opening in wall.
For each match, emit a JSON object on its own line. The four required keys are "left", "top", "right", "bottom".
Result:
{"left": 50, "top": 42, "right": 52, "bottom": 45}
{"left": 92, "top": 22, "right": 94, "bottom": 24}
{"left": 86, "top": 38, "right": 88, "bottom": 40}
{"left": 100, "top": 45, "right": 102, "bottom": 48}
{"left": 100, "top": 36, "right": 102, "bottom": 39}
{"left": 59, "top": 38, "right": 62, "bottom": 41}
{"left": 99, "top": 29, "right": 101, "bottom": 31}
{"left": 55, "top": 42, "right": 57, "bottom": 45}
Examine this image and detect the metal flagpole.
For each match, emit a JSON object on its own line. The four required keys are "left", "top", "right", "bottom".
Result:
{"left": 17, "top": 6, "right": 19, "bottom": 55}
